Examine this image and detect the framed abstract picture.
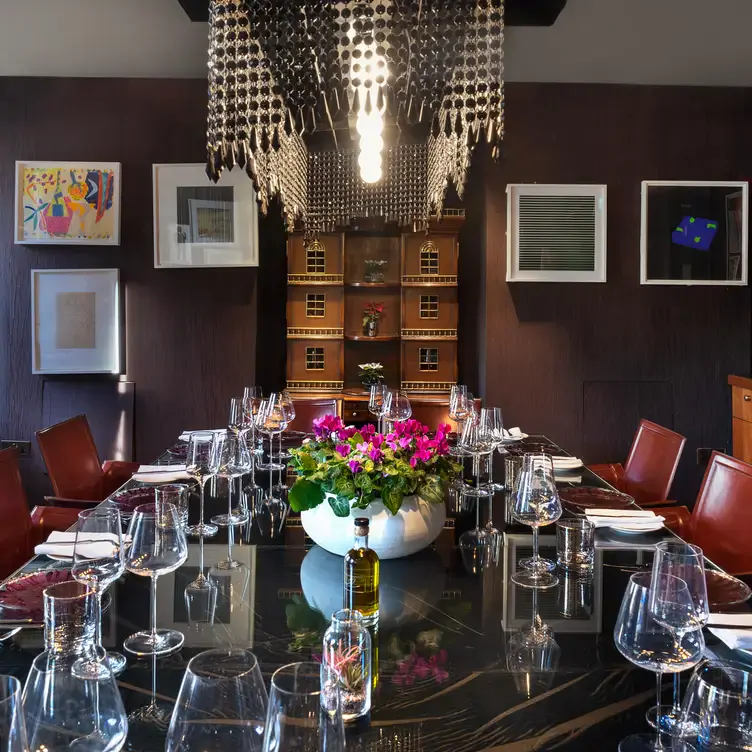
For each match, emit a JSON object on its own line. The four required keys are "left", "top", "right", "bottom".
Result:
{"left": 153, "top": 163, "right": 259, "bottom": 268}
{"left": 15, "top": 162, "right": 121, "bottom": 245}
{"left": 31, "top": 269, "right": 121, "bottom": 374}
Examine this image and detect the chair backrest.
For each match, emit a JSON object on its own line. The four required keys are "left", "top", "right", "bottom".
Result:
{"left": 623, "top": 419, "right": 686, "bottom": 504}
{"left": 36, "top": 414, "right": 104, "bottom": 499}
{"left": 0, "top": 448, "right": 33, "bottom": 578}
{"left": 287, "top": 399, "right": 341, "bottom": 432}
{"left": 410, "top": 398, "right": 482, "bottom": 432}
{"left": 688, "top": 451, "right": 752, "bottom": 574}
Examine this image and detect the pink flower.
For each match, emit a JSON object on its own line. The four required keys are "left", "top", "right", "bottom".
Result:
{"left": 337, "top": 426, "right": 358, "bottom": 441}
{"left": 335, "top": 443, "right": 351, "bottom": 457}
{"left": 367, "top": 446, "right": 383, "bottom": 463}
{"left": 356, "top": 441, "right": 369, "bottom": 453}
{"left": 372, "top": 433, "right": 384, "bottom": 449}
{"left": 348, "top": 459, "right": 363, "bottom": 474}
{"left": 312, "top": 414, "right": 344, "bottom": 439}
{"left": 360, "top": 424, "right": 376, "bottom": 441}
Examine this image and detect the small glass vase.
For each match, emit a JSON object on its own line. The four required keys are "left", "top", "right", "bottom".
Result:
{"left": 321, "top": 609, "right": 372, "bottom": 723}
{"left": 22, "top": 581, "right": 128, "bottom": 751}
{"left": 363, "top": 320, "right": 379, "bottom": 337}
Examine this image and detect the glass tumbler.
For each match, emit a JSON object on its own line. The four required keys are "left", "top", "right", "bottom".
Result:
{"left": 158, "top": 483, "right": 190, "bottom": 529}
{"left": 556, "top": 518, "right": 595, "bottom": 571}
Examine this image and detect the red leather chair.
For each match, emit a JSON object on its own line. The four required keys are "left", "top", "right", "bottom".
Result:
{"left": 588, "top": 419, "right": 686, "bottom": 505}
{"left": 287, "top": 399, "right": 341, "bottom": 432}
{"left": 649, "top": 452, "right": 752, "bottom": 576}
{"left": 36, "top": 414, "right": 138, "bottom": 502}
{"left": 0, "top": 447, "right": 84, "bottom": 579}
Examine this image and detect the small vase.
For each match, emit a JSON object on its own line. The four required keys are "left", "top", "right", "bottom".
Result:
{"left": 321, "top": 608, "right": 372, "bottom": 722}
{"left": 363, "top": 320, "right": 379, "bottom": 337}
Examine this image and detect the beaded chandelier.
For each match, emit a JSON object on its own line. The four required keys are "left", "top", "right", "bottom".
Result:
{"left": 206, "top": 0, "right": 504, "bottom": 233}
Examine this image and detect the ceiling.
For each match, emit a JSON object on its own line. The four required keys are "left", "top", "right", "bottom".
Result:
{"left": 2, "top": 0, "right": 752, "bottom": 86}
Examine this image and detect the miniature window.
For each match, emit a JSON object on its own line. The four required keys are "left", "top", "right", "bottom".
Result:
{"left": 306, "top": 347, "right": 325, "bottom": 370}
{"left": 420, "top": 241, "right": 439, "bottom": 275}
{"left": 306, "top": 293, "right": 326, "bottom": 317}
{"left": 306, "top": 240, "right": 326, "bottom": 273}
{"left": 419, "top": 294, "right": 439, "bottom": 319}
{"left": 419, "top": 347, "right": 439, "bottom": 371}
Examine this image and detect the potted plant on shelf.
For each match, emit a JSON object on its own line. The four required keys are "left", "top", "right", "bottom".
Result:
{"left": 358, "top": 362, "right": 384, "bottom": 389}
{"left": 362, "top": 302, "right": 383, "bottom": 337}
{"left": 288, "top": 415, "right": 461, "bottom": 559}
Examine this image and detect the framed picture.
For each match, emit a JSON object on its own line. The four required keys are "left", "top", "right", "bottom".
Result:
{"left": 153, "top": 163, "right": 259, "bottom": 268}
{"left": 640, "top": 180, "right": 748, "bottom": 285}
{"left": 15, "top": 161, "right": 121, "bottom": 245}
{"left": 31, "top": 269, "right": 120, "bottom": 374}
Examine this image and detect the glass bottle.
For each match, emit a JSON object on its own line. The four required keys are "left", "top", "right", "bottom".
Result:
{"left": 322, "top": 609, "right": 372, "bottom": 723}
{"left": 22, "top": 581, "right": 128, "bottom": 751}
{"left": 343, "top": 518, "right": 380, "bottom": 624}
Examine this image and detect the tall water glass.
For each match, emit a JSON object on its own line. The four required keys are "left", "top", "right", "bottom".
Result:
{"left": 185, "top": 431, "right": 219, "bottom": 538}
{"left": 72, "top": 504, "right": 127, "bottom": 676}
{"left": 556, "top": 518, "right": 595, "bottom": 571}
{"left": 166, "top": 649, "right": 268, "bottom": 751}
{"left": 0, "top": 676, "right": 26, "bottom": 752}
{"left": 124, "top": 502, "right": 188, "bottom": 656}
{"left": 262, "top": 662, "right": 345, "bottom": 752}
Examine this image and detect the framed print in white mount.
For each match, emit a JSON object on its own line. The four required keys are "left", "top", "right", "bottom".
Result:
{"left": 31, "top": 269, "right": 120, "bottom": 374}
{"left": 153, "top": 164, "right": 259, "bottom": 268}
{"left": 640, "top": 180, "right": 748, "bottom": 285}
{"left": 15, "top": 161, "right": 121, "bottom": 245}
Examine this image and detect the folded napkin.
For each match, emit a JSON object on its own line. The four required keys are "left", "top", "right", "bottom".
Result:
{"left": 35, "top": 531, "right": 128, "bottom": 559}
{"left": 178, "top": 429, "right": 224, "bottom": 441}
{"left": 503, "top": 427, "right": 524, "bottom": 440}
{"left": 133, "top": 464, "right": 190, "bottom": 483}
{"left": 709, "top": 626, "right": 752, "bottom": 651}
{"left": 552, "top": 457, "right": 583, "bottom": 469}
{"left": 585, "top": 508, "right": 664, "bottom": 529}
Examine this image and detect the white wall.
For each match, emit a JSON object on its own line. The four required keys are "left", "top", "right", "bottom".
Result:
{"left": 1, "top": 0, "right": 751, "bottom": 86}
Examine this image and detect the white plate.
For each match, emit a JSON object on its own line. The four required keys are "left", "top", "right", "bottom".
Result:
{"left": 501, "top": 433, "right": 529, "bottom": 444}
{"left": 611, "top": 523, "right": 665, "bottom": 534}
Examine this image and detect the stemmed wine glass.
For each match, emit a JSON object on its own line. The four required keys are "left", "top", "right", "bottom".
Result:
{"left": 382, "top": 388, "right": 412, "bottom": 432}
{"left": 277, "top": 390, "right": 296, "bottom": 461}
{"left": 72, "top": 505, "right": 127, "bottom": 677}
{"left": 369, "top": 383, "right": 387, "bottom": 434}
{"left": 228, "top": 397, "right": 250, "bottom": 436}
{"left": 124, "top": 501, "right": 188, "bottom": 656}
{"left": 647, "top": 541, "right": 710, "bottom": 737}
{"left": 479, "top": 407, "right": 505, "bottom": 492}
{"left": 510, "top": 454, "right": 562, "bottom": 589}
{"left": 210, "top": 430, "right": 252, "bottom": 528}
{"left": 185, "top": 431, "right": 219, "bottom": 538}
{"left": 449, "top": 385, "right": 471, "bottom": 454}
{"left": 613, "top": 572, "right": 703, "bottom": 752}
{"left": 255, "top": 394, "right": 289, "bottom": 471}
{"left": 243, "top": 387, "right": 264, "bottom": 458}
{"left": 459, "top": 415, "right": 494, "bottom": 498}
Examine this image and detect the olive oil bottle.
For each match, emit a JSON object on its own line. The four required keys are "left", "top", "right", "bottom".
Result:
{"left": 343, "top": 518, "right": 379, "bottom": 624}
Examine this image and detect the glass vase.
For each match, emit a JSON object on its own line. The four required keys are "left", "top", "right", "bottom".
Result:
{"left": 321, "top": 609, "right": 372, "bottom": 723}
{"left": 22, "top": 581, "right": 128, "bottom": 751}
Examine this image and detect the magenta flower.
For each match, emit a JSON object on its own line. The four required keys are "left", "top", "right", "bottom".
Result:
{"left": 360, "top": 424, "right": 376, "bottom": 441}
{"left": 371, "top": 433, "right": 384, "bottom": 449}
{"left": 356, "top": 441, "right": 369, "bottom": 453}
{"left": 335, "top": 443, "right": 351, "bottom": 457}
{"left": 367, "top": 446, "right": 383, "bottom": 463}
{"left": 348, "top": 459, "right": 363, "bottom": 474}
{"left": 312, "top": 414, "right": 344, "bottom": 439}
{"left": 337, "top": 425, "right": 358, "bottom": 441}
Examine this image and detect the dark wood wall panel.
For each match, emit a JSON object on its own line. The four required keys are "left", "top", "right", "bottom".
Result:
{"left": 483, "top": 83, "right": 752, "bottom": 502}
{"left": 0, "top": 78, "right": 286, "bottom": 502}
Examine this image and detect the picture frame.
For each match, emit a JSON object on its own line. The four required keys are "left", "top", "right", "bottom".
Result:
{"left": 640, "top": 180, "right": 748, "bottom": 286}
{"left": 15, "top": 161, "right": 121, "bottom": 245}
{"left": 31, "top": 268, "right": 120, "bottom": 375}
{"left": 153, "top": 163, "right": 259, "bottom": 268}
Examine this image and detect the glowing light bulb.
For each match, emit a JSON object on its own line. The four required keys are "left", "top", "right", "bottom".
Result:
{"left": 359, "top": 134, "right": 384, "bottom": 154}
{"left": 356, "top": 110, "right": 384, "bottom": 137}
{"left": 360, "top": 162, "right": 382, "bottom": 184}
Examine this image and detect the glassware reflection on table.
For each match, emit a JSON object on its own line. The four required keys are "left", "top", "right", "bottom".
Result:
{"left": 556, "top": 518, "right": 595, "bottom": 572}
{"left": 479, "top": 406, "right": 505, "bottom": 492}
{"left": 185, "top": 533, "right": 218, "bottom": 639}
{"left": 255, "top": 394, "right": 289, "bottom": 472}
{"left": 252, "top": 486, "right": 289, "bottom": 541}
{"left": 210, "top": 430, "right": 252, "bottom": 528}
{"left": 679, "top": 660, "right": 752, "bottom": 750}
{"left": 166, "top": 649, "right": 268, "bottom": 752}
{"left": 262, "top": 662, "right": 345, "bottom": 752}
{"left": 557, "top": 568, "right": 594, "bottom": 619}
{"left": 369, "top": 382, "right": 387, "bottom": 434}
{"left": 613, "top": 572, "right": 703, "bottom": 752}
{"left": 510, "top": 454, "right": 562, "bottom": 589}
{"left": 185, "top": 431, "right": 219, "bottom": 538}
{"left": 124, "top": 501, "right": 189, "bottom": 656}
{"left": 458, "top": 495, "right": 498, "bottom": 575}
{"left": 0, "top": 676, "right": 26, "bottom": 752}
{"left": 72, "top": 504, "right": 128, "bottom": 677}
{"left": 647, "top": 541, "right": 710, "bottom": 737}
{"left": 127, "top": 651, "right": 174, "bottom": 736}
{"left": 23, "top": 581, "right": 128, "bottom": 752}
{"left": 382, "top": 388, "right": 412, "bottom": 432}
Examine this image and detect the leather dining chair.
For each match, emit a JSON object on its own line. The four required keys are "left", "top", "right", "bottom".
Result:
{"left": 649, "top": 452, "right": 752, "bottom": 576}
{"left": 287, "top": 399, "right": 341, "bottom": 432}
{"left": 587, "top": 419, "right": 686, "bottom": 505}
{"left": 0, "top": 447, "right": 84, "bottom": 580}
{"left": 409, "top": 398, "right": 482, "bottom": 431}
{"left": 36, "top": 414, "right": 139, "bottom": 503}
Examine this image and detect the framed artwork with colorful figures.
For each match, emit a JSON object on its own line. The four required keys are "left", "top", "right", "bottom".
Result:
{"left": 15, "top": 161, "right": 121, "bottom": 245}
{"left": 640, "top": 180, "right": 748, "bottom": 286}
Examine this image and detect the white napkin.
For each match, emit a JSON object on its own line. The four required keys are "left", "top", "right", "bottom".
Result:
{"left": 35, "top": 531, "right": 127, "bottom": 559}
{"left": 709, "top": 626, "right": 752, "bottom": 651}
{"left": 133, "top": 464, "right": 190, "bottom": 483}
{"left": 708, "top": 613, "right": 752, "bottom": 627}
{"left": 552, "top": 457, "right": 583, "bottom": 469}
{"left": 503, "top": 427, "right": 524, "bottom": 440}
{"left": 178, "top": 429, "right": 224, "bottom": 441}
{"left": 585, "top": 508, "right": 664, "bottom": 530}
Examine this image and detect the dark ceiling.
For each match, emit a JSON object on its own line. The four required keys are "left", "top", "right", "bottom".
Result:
{"left": 177, "top": 0, "right": 567, "bottom": 25}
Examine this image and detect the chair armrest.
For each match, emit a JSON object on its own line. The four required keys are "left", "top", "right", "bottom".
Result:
{"left": 645, "top": 505, "right": 691, "bottom": 536}
{"left": 101, "top": 461, "right": 139, "bottom": 497}
{"left": 587, "top": 462, "right": 626, "bottom": 491}
{"left": 43, "top": 496, "right": 100, "bottom": 508}
{"left": 30, "top": 505, "right": 85, "bottom": 540}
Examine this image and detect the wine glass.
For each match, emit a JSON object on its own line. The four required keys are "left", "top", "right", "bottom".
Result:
{"left": 648, "top": 541, "right": 710, "bottom": 736}
{"left": 72, "top": 505, "right": 127, "bottom": 677}
{"left": 166, "top": 649, "right": 268, "bottom": 751}
{"left": 479, "top": 406, "right": 505, "bottom": 493}
{"left": 210, "top": 430, "right": 252, "bottom": 528}
{"left": 228, "top": 397, "right": 250, "bottom": 436}
{"left": 124, "top": 501, "right": 188, "bottom": 656}
{"left": 613, "top": 572, "right": 704, "bottom": 752}
{"left": 383, "top": 388, "right": 412, "bottom": 432}
{"left": 262, "top": 662, "right": 345, "bottom": 752}
{"left": 459, "top": 414, "right": 494, "bottom": 497}
{"left": 369, "top": 383, "right": 387, "bottom": 434}
{"left": 0, "top": 676, "right": 27, "bottom": 752}
{"left": 278, "top": 390, "right": 296, "bottom": 459}
{"left": 510, "top": 454, "right": 562, "bottom": 589}
{"left": 185, "top": 431, "right": 219, "bottom": 538}
{"left": 255, "top": 395, "right": 289, "bottom": 471}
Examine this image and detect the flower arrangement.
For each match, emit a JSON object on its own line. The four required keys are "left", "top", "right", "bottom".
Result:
{"left": 358, "top": 362, "right": 384, "bottom": 387}
{"left": 288, "top": 415, "right": 461, "bottom": 517}
{"left": 362, "top": 301, "right": 383, "bottom": 330}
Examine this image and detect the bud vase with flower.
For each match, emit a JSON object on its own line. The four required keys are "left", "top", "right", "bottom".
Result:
{"left": 362, "top": 302, "right": 383, "bottom": 337}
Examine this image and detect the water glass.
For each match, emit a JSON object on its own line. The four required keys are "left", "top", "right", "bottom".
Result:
{"left": 166, "top": 649, "right": 268, "bottom": 751}
{"left": 558, "top": 569, "right": 593, "bottom": 619}
{"left": 556, "top": 518, "right": 595, "bottom": 571}
{"left": 0, "top": 676, "right": 26, "bottom": 751}
{"left": 262, "top": 662, "right": 345, "bottom": 752}
{"left": 157, "top": 483, "right": 190, "bottom": 529}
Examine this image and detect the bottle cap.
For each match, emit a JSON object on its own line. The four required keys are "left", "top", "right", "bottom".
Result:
{"left": 354, "top": 517, "right": 369, "bottom": 528}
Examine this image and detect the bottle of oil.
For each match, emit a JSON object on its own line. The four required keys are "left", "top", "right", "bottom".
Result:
{"left": 343, "top": 518, "right": 379, "bottom": 624}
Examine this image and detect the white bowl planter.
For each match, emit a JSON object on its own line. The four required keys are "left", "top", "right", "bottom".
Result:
{"left": 300, "top": 494, "right": 446, "bottom": 559}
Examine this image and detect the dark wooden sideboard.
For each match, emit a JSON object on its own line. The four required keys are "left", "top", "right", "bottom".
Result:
{"left": 729, "top": 374, "right": 752, "bottom": 464}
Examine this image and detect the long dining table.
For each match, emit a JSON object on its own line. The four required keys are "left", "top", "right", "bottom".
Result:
{"left": 0, "top": 434, "right": 750, "bottom": 751}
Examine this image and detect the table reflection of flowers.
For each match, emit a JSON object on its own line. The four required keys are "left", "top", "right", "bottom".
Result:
{"left": 389, "top": 629, "right": 449, "bottom": 686}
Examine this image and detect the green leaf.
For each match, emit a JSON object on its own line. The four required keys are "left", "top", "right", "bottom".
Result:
{"left": 298, "top": 453, "right": 317, "bottom": 471}
{"left": 419, "top": 474, "right": 444, "bottom": 504}
{"left": 381, "top": 480, "right": 404, "bottom": 515}
{"left": 333, "top": 474, "right": 355, "bottom": 499}
{"left": 289, "top": 479, "right": 324, "bottom": 512}
{"left": 328, "top": 494, "right": 351, "bottom": 517}
{"left": 352, "top": 432, "right": 364, "bottom": 446}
